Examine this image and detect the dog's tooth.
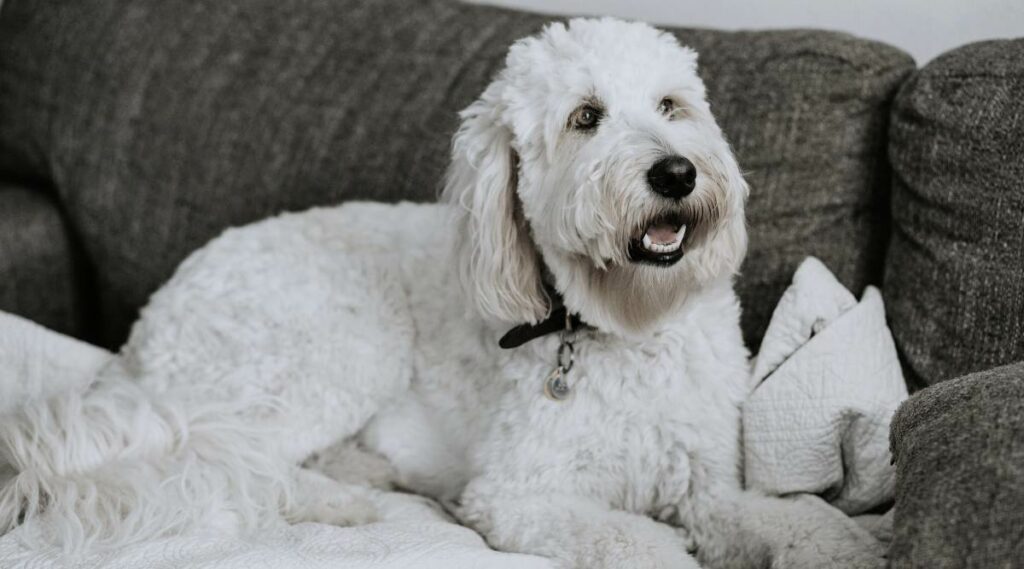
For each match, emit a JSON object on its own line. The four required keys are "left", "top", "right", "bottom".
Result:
{"left": 672, "top": 226, "right": 686, "bottom": 246}
{"left": 641, "top": 225, "right": 687, "bottom": 254}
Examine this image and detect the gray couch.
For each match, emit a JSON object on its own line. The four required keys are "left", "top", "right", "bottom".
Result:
{"left": 0, "top": 0, "right": 1021, "bottom": 566}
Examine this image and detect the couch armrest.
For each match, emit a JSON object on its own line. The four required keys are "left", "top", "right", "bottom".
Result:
{"left": 0, "top": 184, "right": 89, "bottom": 337}
{"left": 888, "top": 361, "right": 1024, "bottom": 568}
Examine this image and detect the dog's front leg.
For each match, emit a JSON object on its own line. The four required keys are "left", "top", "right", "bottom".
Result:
{"left": 686, "top": 490, "right": 885, "bottom": 569}
{"left": 458, "top": 487, "right": 700, "bottom": 569}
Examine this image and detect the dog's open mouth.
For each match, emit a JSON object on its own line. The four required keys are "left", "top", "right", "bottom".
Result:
{"left": 628, "top": 212, "right": 688, "bottom": 266}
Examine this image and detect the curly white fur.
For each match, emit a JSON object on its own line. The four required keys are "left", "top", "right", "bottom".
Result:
{"left": 0, "top": 18, "right": 881, "bottom": 569}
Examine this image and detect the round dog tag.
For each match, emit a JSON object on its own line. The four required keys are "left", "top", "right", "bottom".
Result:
{"left": 544, "top": 367, "right": 570, "bottom": 400}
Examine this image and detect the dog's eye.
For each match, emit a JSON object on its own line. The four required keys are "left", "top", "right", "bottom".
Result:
{"left": 569, "top": 105, "right": 602, "bottom": 131}
{"left": 658, "top": 97, "right": 680, "bottom": 119}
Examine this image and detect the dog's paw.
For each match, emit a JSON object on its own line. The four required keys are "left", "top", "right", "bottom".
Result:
{"left": 581, "top": 549, "right": 699, "bottom": 569}
{"left": 287, "top": 468, "right": 381, "bottom": 527}
{"left": 299, "top": 493, "right": 379, "bottom": 527}
{"left": 770, "top": 546, "right": 885, "bottom": 569}
{"left": 578, "top": 534, "right": 700, "bottom": 569}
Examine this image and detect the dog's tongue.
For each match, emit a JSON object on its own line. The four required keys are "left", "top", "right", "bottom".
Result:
{"left": 646, "top": 223, "right": 680, "bottom": 245}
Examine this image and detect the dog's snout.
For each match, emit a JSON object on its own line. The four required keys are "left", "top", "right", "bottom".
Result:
{"left": 647, "top": 156, "right": 697, "bottom": 200}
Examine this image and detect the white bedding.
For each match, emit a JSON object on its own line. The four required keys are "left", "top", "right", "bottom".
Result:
{"left": 0, "top": 257, "right": 905, "bottom": 567}
{"left": 1, "top": 501, "right": 552, "bottom": 568}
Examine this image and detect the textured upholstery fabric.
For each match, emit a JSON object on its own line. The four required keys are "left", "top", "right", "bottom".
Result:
{"left": 886, "top": 40, "right": 1024, "bottom": 388}
{"left": 0, "top": 0, "right": 550, "bottom": 347}
{"left": 889, "top": 360, "right": 1024, "bottom": 568}
{"left": 0, "top": 186, "right": 86, "bottom": 337}
{"left": 0, "top": 0, "right": 912, "bottom": 348}
{"left": 687, "top": 30, "right": 913, "bottom": 350}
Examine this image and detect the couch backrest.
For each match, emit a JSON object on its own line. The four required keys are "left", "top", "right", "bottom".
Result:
{"left": 0, "top": 0, "right": 912, "bottom": 349}
{"left": 885, "top": 39, "right": 1024, "bottom": 388}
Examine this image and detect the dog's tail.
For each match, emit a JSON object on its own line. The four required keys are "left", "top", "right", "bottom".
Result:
{"left": 0, "top": 370, "right": 295, "bottom": 552}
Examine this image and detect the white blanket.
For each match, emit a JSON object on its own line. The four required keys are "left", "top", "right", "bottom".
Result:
{"left": 0, "top": 257, "right": 905, "bottom": 567}
{"left": 0, "top": 312, "right": 111, "bottom": 417}
{"left": 1, "top": 503, "right": 552, "bottom": 568}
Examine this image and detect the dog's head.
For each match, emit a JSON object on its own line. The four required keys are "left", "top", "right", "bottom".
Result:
{"left": 444, "top": 18, "right": 748, "bottom": 336}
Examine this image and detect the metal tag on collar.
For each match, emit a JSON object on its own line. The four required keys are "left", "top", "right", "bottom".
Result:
{"left": 543, "top": 313, "right": 576, "bottom": 401}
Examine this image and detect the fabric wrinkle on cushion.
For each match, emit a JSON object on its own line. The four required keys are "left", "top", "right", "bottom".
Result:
{"left": 0, "top": 186, "right": 85, "bottom": 337}
{"left": 885, "top": 39, "right": 1024, "bottom": 388}
{"left": 745, "top": 257, "right": 908, "bottom": 515}
{"left": 0, "top": 0, "right": 914, "bottom": 349}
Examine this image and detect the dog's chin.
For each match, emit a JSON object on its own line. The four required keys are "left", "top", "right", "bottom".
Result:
{"left": 626, "top": 211, "right": 690, "bottom": 267}
{"left": 564, "top": 256, "right": 694, "bottom": 337}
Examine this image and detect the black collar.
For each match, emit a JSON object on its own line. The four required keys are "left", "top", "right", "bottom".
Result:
{"left": 498, "top": 287, "right": 589, "bottom": 349}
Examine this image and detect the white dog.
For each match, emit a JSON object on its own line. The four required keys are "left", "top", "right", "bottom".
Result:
{"left": 1, "top": 18, "right": 875, "bottom": 569}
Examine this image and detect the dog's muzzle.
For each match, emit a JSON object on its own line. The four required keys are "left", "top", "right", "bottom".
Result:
{"left": 627, "top": 155, "right": 698, "bottom": 266}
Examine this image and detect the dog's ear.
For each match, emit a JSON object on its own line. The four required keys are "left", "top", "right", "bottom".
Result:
{"left": 442, "top": 82, "right": 548, "bottom": 325}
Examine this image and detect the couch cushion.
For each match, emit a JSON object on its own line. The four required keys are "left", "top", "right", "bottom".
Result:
{"left": 889, "top": 360, "right": 1024, "bottom": 567}
{"left": 0, "top": 0, "right": 912, "bottom": 348}
{"left": 0, "top": 185, "right": 88, "bottom": 337}
{"left": 688, "top": 30, "right": 912, "bottom": 351}
{"left": 886, "top": 39, "right": 1024, "bottom": 388}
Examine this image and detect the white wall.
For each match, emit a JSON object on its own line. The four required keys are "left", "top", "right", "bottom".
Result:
{"left": 468, "top": 0, "right": 1023, "bottom": 64}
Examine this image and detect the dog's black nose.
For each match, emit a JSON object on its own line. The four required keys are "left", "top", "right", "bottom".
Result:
{"left": 647, "top": 156, "right": 697, "bottom": 200}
